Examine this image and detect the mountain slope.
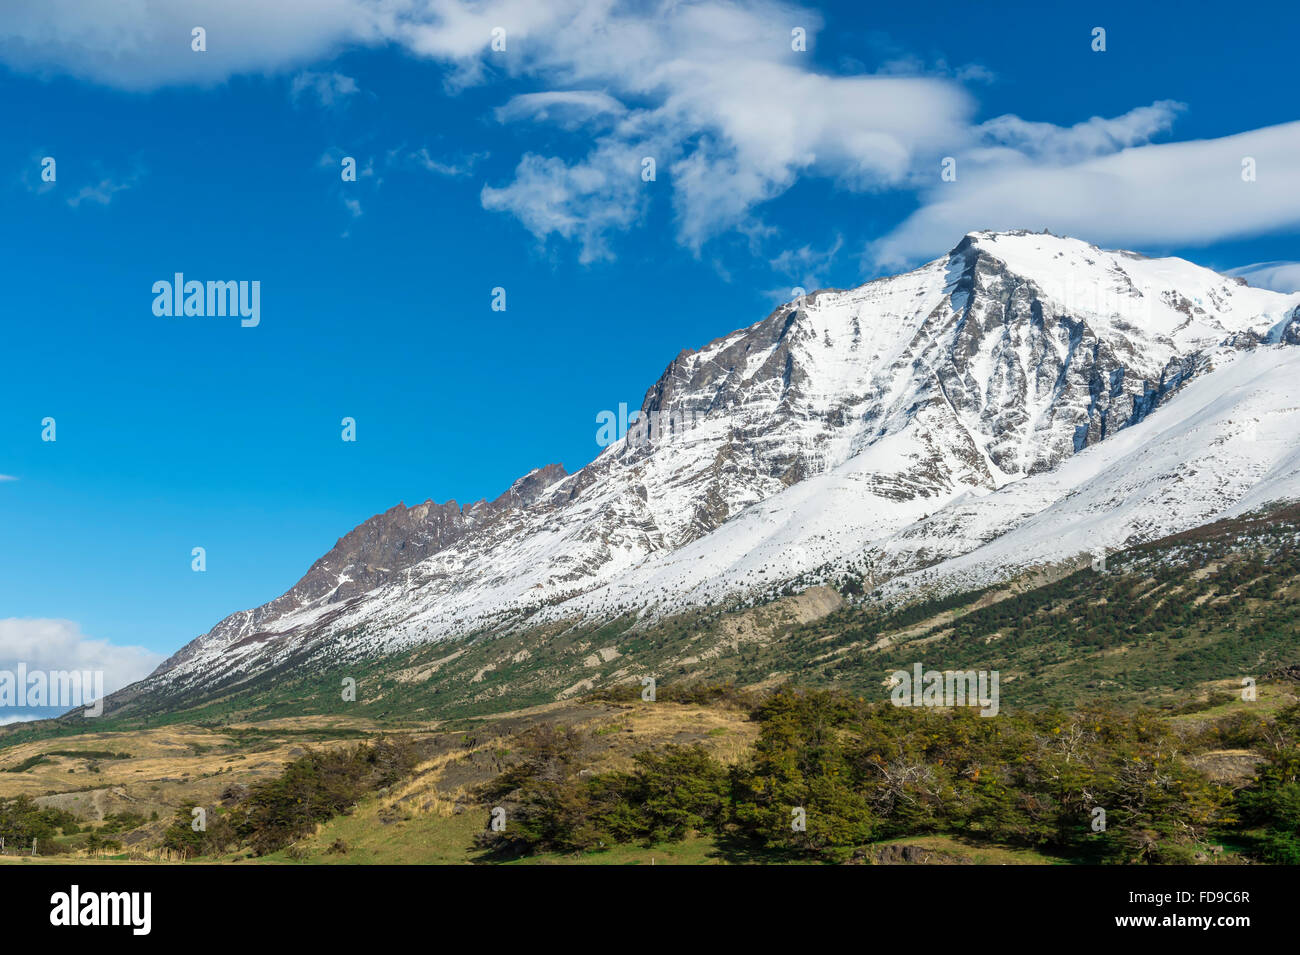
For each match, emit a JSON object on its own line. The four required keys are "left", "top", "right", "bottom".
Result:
{"left": 113, "top": 231, "right": 1300, "bottom": 713}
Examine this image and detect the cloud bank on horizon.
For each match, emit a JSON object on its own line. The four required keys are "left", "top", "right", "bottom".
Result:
{"left": 2, "top": 0, "right": 1298, "bottom": 276}
{"left": 0, "top": 619, "right": 164, "bottom": 723}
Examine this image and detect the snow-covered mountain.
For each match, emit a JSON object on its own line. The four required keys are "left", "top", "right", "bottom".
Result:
{"left": 130, "top": 231, "right": 1300, "bottom": 705}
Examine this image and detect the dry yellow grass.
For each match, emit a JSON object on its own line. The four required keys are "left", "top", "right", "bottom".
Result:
{"left": 574, "top": 701, "right": 758, "bottom": 772}
{"left": 379, "top": 748, "right": 484, "bottom": 820}
{"left": 0, "top": 720, "right": 423, "bottom": 828}
{"left": 335, "top": 699, "right": 760, "bottom": 828}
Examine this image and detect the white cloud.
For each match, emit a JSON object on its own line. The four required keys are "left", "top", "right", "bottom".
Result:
{"left": 467, "top": 2, "right": 972, "bottom": 252}
{"left": 290, "top": 69, "right": 359, "bottom": 106}
{"left": 1227, "top": 261, "right": 1300, "bottom": 293}
{"left": 474, "top": 3, "right": 972, "bottom": 257}
{"left": 0, "top": 474, "right": 16, "bottom": 482}
{"left": 664, "top": 66, "right": 970, "bottom": 249}
{"left": 0, "top": 618, "right": 164, "bottom": 700}
{"left": 870, "top": 119, "right": 1300, "bottom": 269}
{"left": 0, "top": 0, "right": 971, "bottom": 256}
{"left": 0, "top": 0, "right": 392, "bottom": 90}
{"left": 482, "top": 141, "right": 648, "bottom": 263}
{"left": 495, "top": 90, "right": 626, "bottom": 129}
{"left": 973, "top": 101, "right": 1184, "bottom": 164}
{"left": 5, "top": 2, "right": 1298, "bottom": 267}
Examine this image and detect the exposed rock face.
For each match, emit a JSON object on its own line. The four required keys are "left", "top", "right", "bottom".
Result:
{"left": 301, "top": 499, "right": 473, "bottom": 605}
{"left": 117, "top": 231, "right": 1300, "bottom": 711}
{"left": 151, "top": 466, "right": 569, "bottom": 676}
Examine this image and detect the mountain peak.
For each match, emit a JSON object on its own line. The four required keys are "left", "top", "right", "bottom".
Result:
{"left": 961, "top": 227, "right": 1054, "bottom": 242}
{"left": 122, "top": 239, "right": 1300, "bottom": 714}
{"left": 952, "top": 228, "right": 1116, "bottom": 260}
{"left": 497, "top": 463, "right": 569, "bottom": 505}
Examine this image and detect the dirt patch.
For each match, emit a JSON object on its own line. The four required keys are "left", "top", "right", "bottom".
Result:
{"left": 1188, "top": 749, "right": 1264, "bottom": 785}
{"left": 35, "top": 787, "right": 134, "bottom": 822}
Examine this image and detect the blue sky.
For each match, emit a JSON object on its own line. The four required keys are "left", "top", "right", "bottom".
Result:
{"left": 2, "top": 0, "right": 1299, "bottom": 705}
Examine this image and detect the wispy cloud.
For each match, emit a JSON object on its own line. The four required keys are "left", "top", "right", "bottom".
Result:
{"left": 869, "top": 118, "right": 1300, "bottom": 269}
{"left": 66, "top": 174, "right": 136, "bottom": 208}
{"left": 495, "top": 90, "right": 627, "bottom": 129}
{"left": 0, "top": 1, "right": 970, "bottom": 259}
{"left": 767, "top": 234, "right": 845, "bottom": 294}
{"left": 0, "top": 0, "right": 392, "bottom": 90}
{"left": 314, "top": 144, "right": 483, "bottom": 234}
{"left": 1227, "top": 260, "right": 1300, "bottom": 293}
{"left": 481, "top": 141, "right": 649, "bottom": 264}
{"left": 3, "top": 1, "right": 1298, "bottom": 268}
{"left": 470, "top": 1, "right": 975, "bottom": 258}
{"left": 972, "top": 101, "right": 1185, "bottom": 165}
{"left": 405, "top": 147, "right": 485, "bottom": 178}
{"left": 290, "top": 70, "right": 359, "bottom": 108}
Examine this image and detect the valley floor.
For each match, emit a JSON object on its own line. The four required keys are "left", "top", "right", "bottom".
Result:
{"left": 1, "top": 682, "right": 1296, "bottom": 865}
{"left": 5, "top": 508, "right": 1300, "bottom": 866}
